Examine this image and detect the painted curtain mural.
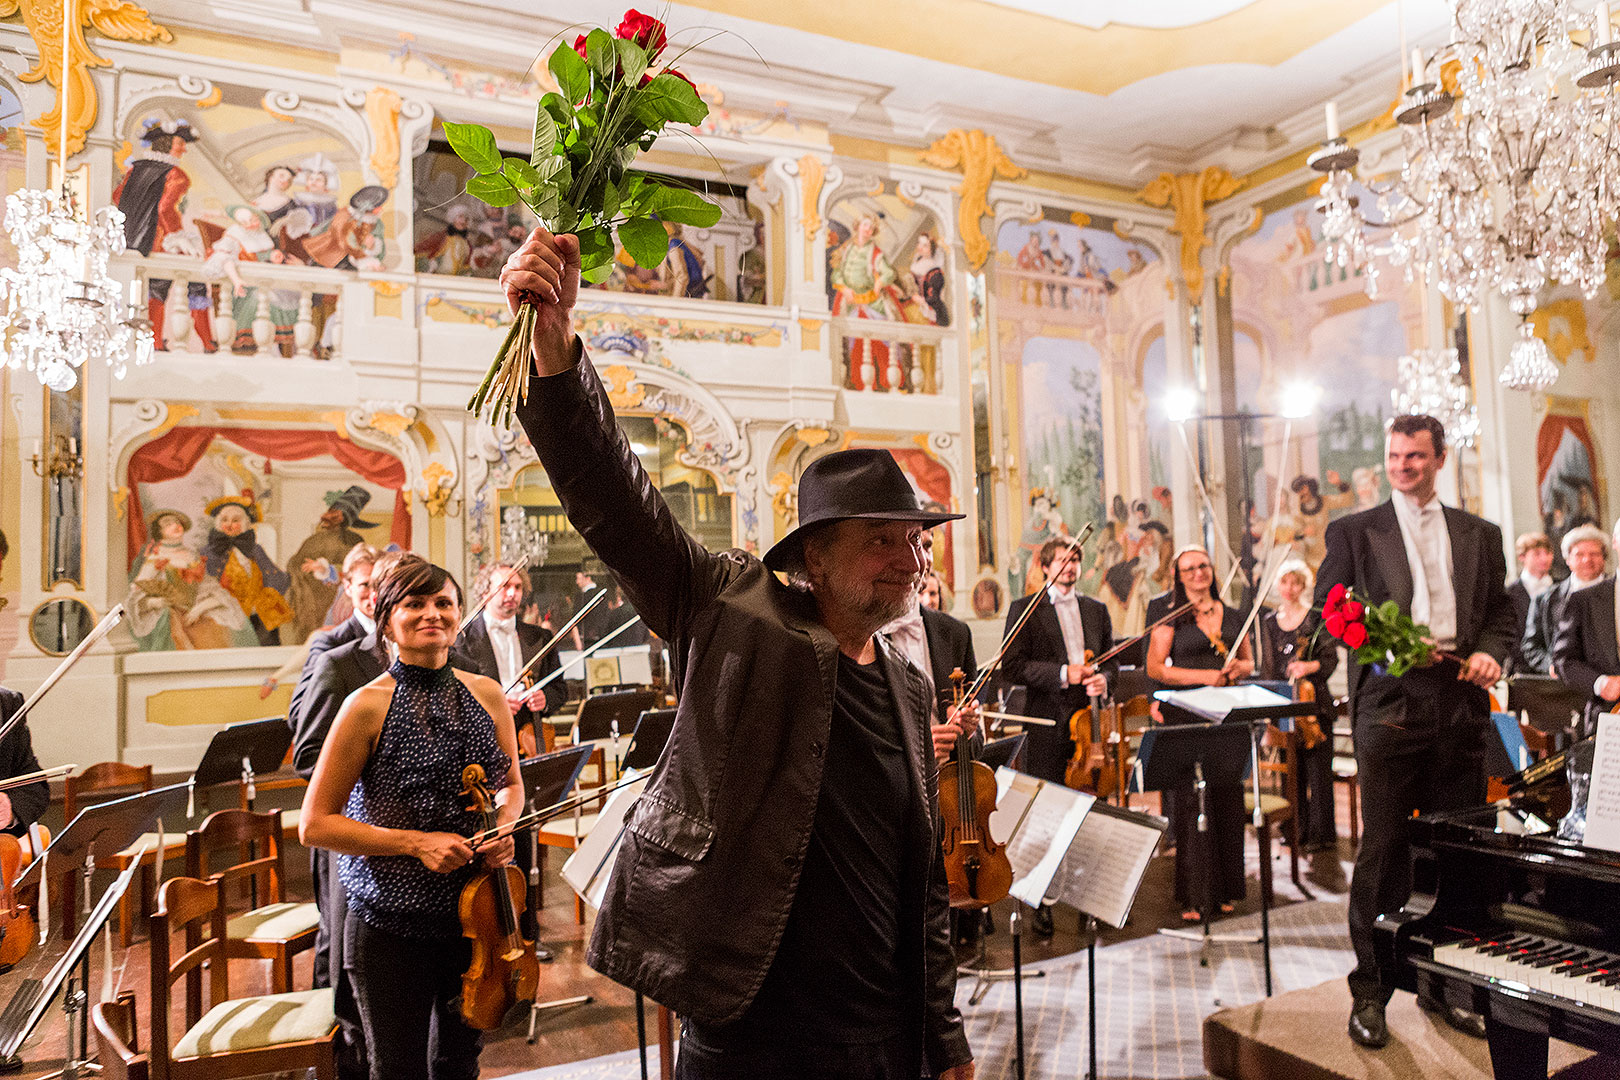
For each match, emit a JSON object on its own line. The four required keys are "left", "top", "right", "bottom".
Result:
{"left": 1228, "top": 186, "right": 1415, "bottom": 578}
{"left": 114, "top": 82, "right": 390, "bottom": 356}
{"left": 123, "top": 426, "right": 408, "bottom": 651}
{"left": 413, "top": 142, "right": 764, "bottom": 302}
{"left": 996, "top": 216, "right": 1169, "bottom": 636}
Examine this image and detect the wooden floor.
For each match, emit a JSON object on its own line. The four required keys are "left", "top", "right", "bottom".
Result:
{"left": 0, "top": 782, "right": 1359, "bottom": 1078}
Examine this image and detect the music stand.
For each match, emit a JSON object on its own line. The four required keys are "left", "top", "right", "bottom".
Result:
{"left": 10, "top": 784, "right": 189, "bottom": 1077}
{"left": 622, "top": 709, "right": 675, "bottom": 772}
{"left": 980, "top": 733, "right": 1026, "bottom": 772}
{"left": 0, "top": 849, "right": 147, "bottom": 1076}
{"left": 519, "top": 746, "right": 594, "bottom": 1043}
{"left": 574, "top": 689, "right": 658, "bottom": 782}
{"left": 189, "top": 717, "right": 293, "bottom": 808}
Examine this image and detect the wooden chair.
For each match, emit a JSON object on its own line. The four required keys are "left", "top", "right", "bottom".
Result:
{"left": 63, "top": 762, "right": 187, "bottom": 947}
{"left": 91, "top": 876, "right": 335, "bottom": 1080}
{"left": 1246, "top": 723, "right": 1311, "bottom": 903}
{"left": 1111, "top": 695, "right": 1154, "bottom": 809}
{"left": 185, "top": 809, "right": 318, "bottom": 993}
{"left": 1330, "top": 698, "right": 1361, "bottom": 849}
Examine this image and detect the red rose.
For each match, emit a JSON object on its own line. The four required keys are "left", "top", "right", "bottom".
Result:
{"left": 1340, "top": 600, "right": 1364, "bottom": 621}
{"left": 1323, "top": 582, "right": 1348, "bottom": 615}
{"left": 573, "top": 32, "right": 589, "bottom": 60}
{"left": 1325, "top": 612, "right": 1349, "bottom": 639}
{"left": 615, "top": 9, "right": 668, "bottom": 57}
{"left": 1342, "top": 621, "right": 1369, "bottom": 649}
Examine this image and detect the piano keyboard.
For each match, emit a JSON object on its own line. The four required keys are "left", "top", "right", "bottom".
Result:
{"left": 1432, "top": 932, "right": 1620, "bottom": 1012}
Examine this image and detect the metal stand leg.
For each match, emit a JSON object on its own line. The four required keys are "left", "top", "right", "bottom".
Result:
{"left": 635, "top": 992, "right": 649, "bottom": 1080}
{"left": 956, "top": 903, "right": 1045, "bottom": 1006}
{"left": 1011, "top": 905, "right": 1026, "bottom": 1080}
{"left": 1086, "top": 916, "right": 1098, "bottom": 1080}
{"left": 33, "top": 947, "right": 100, "bottom": 1080}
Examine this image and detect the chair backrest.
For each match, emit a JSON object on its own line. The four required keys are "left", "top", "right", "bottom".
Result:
{"left": 91, "top": 991, "right": 149, "bottom": 1080}
{"left": 575, "top": 688, "right": 659, "bottom": 742}
{"left": 184, "top": 809, "right": 286, "bottom": 910}
{"left": 65, "top": 762, "right": 153, "bottom": 823}
{"left": 1257, "top": 724, "right": 1300, "bottom": 810}
{"left": 1117, "top": 694, "right": 1154, "bottom": 734}
{"left": 149, "top": 876, "right": 229, "bottom": 1078}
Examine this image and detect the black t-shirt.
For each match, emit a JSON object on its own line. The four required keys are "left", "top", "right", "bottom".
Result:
{"left": 725, "top": 652, "right": 912, "bottom": 1045}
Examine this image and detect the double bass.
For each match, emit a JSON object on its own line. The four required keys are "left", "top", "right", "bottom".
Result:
{"left": 457, "top": 764, "right": 539, "bottom": 1030}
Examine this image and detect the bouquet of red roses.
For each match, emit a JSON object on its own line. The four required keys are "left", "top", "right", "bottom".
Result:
{"left": 1320, "top": 583, "right": 1438, "bottom": 676}
{"left": 444, "top": 9, "right": 720, "bottom": 426}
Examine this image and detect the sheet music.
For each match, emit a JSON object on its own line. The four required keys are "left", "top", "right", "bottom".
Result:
{"left": 1154, "top": 684, "right": 1291, "bottom": 721}
{"left": 1583, "top": 715, "right": 1620, "bottom": 852}
{"left": 560, "top": 770, "right": 648, "bottom": 911}
{"left": 1048, "top": 804, "right": 1166, "bottom": 928}
{"left": 988, "top": 768, "right": 1093, "bottom": 908}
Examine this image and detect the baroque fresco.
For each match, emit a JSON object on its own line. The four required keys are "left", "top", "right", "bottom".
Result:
{"left": 995, "top": 216, "right": 1169, "bottom": 636}
{"left": 1228, "top": 185, "right": 1414, "bottom": 579}
{"left": 122, "top": 426, "right": 409, "bottom": 651}
{"left": 114, "top": 83, "right": 388, "bottom": 356}
{"left": 412, "top": 141, "right": 764, "bottom": 302}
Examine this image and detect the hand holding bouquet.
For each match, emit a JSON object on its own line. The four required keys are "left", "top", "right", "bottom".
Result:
{"left": 446, "top": 10, "right": 721, "bottom": 425}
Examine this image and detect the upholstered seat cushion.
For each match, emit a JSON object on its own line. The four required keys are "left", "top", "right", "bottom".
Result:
{"left": 228, "top": 901, "right": 318, "bottom": 942}
{"left": 1243, "top": 792, "right": 1290, "bottom": 818}
{"left": 173, "top": 987, "right": 335, "bottom": 1058}
{"left": 1332, "top": 755, "right": 1358, "bottom": 778}
{"left": 114, "top": 832, "right": 185, "bottom": 861}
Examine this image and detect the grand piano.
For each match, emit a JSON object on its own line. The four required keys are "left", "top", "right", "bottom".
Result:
{"left": 1377, "top": 746, "right": 1620, "bottom": 1079}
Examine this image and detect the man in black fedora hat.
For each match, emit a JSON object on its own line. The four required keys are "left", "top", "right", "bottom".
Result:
{"left": 500, "top": 227, "right": 975, "bottom": 1080}
{"left": 287, "top": 486, "right": 379, "bottom": 642}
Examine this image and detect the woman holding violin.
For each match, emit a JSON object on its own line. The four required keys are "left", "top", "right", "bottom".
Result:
{"left": 1257, "top": 558, "right": 1340, "bottom": 881}
{"left": 1145, "top": 546, "right": 1254, "bottom": 923}
{"left": 302, "top": 555, "right": 522, "bottom": 1080}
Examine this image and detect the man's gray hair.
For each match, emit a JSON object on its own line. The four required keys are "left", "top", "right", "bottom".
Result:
{"left": 773, "top": 521, "right": 835, "bottom": 592}
{"left": 1561, "top": 523, "right": 1611, "bottom": 560}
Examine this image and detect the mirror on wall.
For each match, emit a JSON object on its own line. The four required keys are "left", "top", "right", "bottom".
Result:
{"left": 29, "top": 597, "right": 95, "bottom": 656}
{"left": 39, "top": 384, "right": 85, "bottom": 590}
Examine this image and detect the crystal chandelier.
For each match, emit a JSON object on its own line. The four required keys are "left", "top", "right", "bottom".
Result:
{"left": 0, "top": 0, "right": 152, "bottom": 392}
{"left": 500, "top": 505, "right": 548, "bottom": 567}
{"left": 1311, "top": 0, "right": 1620, "bottom": 393}
{"left": 1391, "top": 346, "right": 1480, "bottom": 448}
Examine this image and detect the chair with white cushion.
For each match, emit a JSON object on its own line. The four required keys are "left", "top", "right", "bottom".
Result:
{"left": 92, "top": 875, "right": 334, "bottom": 1080}
{"left": 185, "top": 809, "right": 318, "bottom": 993}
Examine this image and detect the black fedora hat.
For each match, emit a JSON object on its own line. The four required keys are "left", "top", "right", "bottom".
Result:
{"left": 763, "top": 448, "right": 963, "bottom": 571}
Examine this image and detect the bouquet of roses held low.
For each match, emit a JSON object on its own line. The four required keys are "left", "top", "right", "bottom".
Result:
{"left": 1319, "top": 582, "right": 1438, "bottom": 676}
{"left": 445, "top": 9, "right": 720, "bottom": 426}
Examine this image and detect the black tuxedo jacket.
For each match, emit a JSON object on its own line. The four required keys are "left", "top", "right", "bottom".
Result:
{"left": 1506, "top": 578, "right": 1533, "bottom": 675}
{"left": 292, "top": 631, "right": 389, "bottom": 778}
{"left": 1311, "top": 500, "right": 1515, "bottom": 705}
{"left": 286, "top": 614, "right": 369, "bottom": 733}
{"left": 454, "top": 612, "right": 561, "bottom": 726}
{"left": 0, "top": 690, "right": 47, "bottom": 836}
{"left": 1554, "top": 578, "right": 1619, "bottom": 732}
{"left": 918, "top": 607, "right": 977, "bottom": 724}
{"left": 1524, "top": 577, "right": 1602, "bottom": 675}
{"left": 1001, "top": 590, "right": 1116, "bottom": 721}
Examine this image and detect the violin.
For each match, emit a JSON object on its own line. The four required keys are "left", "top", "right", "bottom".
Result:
{"left": 937, "top": 669, "right": 1013, "bottom": 909}
{"left": 1065, "top": 651, "right": 1121, "bottom": 799}
{"left": 1285, "top": 632, "right": 1328, "bottom": 750}
{"left": 456, "top": 764, "right": 539, "bottom": 1031}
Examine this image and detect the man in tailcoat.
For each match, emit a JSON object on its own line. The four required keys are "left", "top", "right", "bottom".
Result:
{"left": 1553, "top": 518, "right": 1620, "bottom": 738}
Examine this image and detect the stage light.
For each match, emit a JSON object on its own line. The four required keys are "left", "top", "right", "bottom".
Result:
{"left": 1278, "top": 381, "right": 1322, "bottom": 419}
{"left": 1163, "top": 386, "right": 1199, "bottom": 423}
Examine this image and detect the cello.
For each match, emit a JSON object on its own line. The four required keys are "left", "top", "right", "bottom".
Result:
{"left": 938, "top": 669, "right": 1013, "bottom": 909}
{"left": 457, "top": 764, "right": 539, "bottom": 1030}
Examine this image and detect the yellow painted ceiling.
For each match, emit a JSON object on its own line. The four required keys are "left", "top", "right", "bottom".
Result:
{"left": 679, "top": 0, "right": 1388, "bottom": 95}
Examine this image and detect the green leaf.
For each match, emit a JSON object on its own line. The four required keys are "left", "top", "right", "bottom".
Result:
{"left": 467, "top": 172, "right": 519, "bottom": 206}
{"left": 585, "top": 28, "right": 616, "bottom": 79}
{"left": 522, "top": 190, "right": 559, "bottom": 226}
{"left": 502, "top": 157, "right": 542, "bottom": 190}
{"left": 617, "top": 216, "right": 671, "bottom": 268}
{"left": 636, "top": 72, "right": 708, "bottom": 126}
{"left": 576, "top": 224, "right": 616, "bottom": 269}
{"left": 600, "top": 179, "right": 621, "bottom": 222}
{"left": 555, "top": 204, "right": 580, "bottom": 233}
{"left": 615, "top": 39, "right": 648, "bottom": 85}
{"left": 443, "top": 122, "right": 502, "bottom": 176}
{"left": 549, "top": 41, "right": 590, "bottom": 103}
{"left": 1378, "top": 600, "right": 1400, "bottom": 621}
{"left": 617, "top": 142, "right": 639, "bottom": 171}
{"left": 530, "top": 103, "right": 558, "bottom": 165}
{"left": 581, "top": 260, "right": 615, "bottom": 284}
{"left": 643, "top": 183, "right": 723, "bottom": 227}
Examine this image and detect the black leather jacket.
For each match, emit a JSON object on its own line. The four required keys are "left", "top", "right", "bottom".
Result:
{"left": 516, "top": 345, "right": 970, "bottom": 1072}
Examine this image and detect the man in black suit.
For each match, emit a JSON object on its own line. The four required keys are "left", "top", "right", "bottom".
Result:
{"left": 0, "top": 690, "right": 50, "bottom": 839}
{"left": 570, "top": 567, "right": 613, "bottom": 649}
{"left": 1523, "top": 524, "right": 1609, "bottom": 674}
{"left": 1312, "top": 414, "right": 1515, "bottom": 1050}
{"left": 455, "top": 562, "right": 561, "bottom": 756}
{"left": 881, "top": 564, "right": 977, "bottom": 764}
{"left": 286, "top": 543, "right": 380, "bottom": 735}
{"left": 1506, "top": 531, "right": 1555, "bottom": 675}
{"left": 1553, "top": 519, "right": 1620, "bottom": 738}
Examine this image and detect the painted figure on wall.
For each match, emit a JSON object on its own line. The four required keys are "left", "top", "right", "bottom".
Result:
{"left": 203, "top": 205, "right": 298, "bottom": 351}
{"left": 830, "top": 214, "right": 906, "bottom": 319}
{"left": 911, "top": 232, "right": 948, "bottom": 324}
{"left": 202, "top": 493, "right": 292, "bottom": 646}
{"left": 416, "top": 204, "right": 475, "bottom": 275}
{"left": 1538, "top": 414, "right": 1603, "bottom": 562}
{"left": 284, "top": 486, "right": 377, "bottom": 644}
{"left": 302, "top": 185, "right": 388, "bottom": 271}
{"left": 112, "top": 120, "right": 218, "bottom": 352}
{"left": 125, "top": 509, "right": 255, "bottom": 650}
{"left": 1013, "top": 488, "right": 1067, "bottom": 597}
{"left": 607, "top": 220, "right": 709, "bottom": 298}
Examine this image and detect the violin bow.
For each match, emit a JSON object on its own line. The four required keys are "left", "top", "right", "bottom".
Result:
{"left": 528, "top": 614, "right": 644, "bottom": 692}
{"left": 960, "top": 523, "right": 1094, "bottom": 706}
{"left": 1085, "top": 599, "right": 1198, "bottom": 669}
{"left": 458, "top": 553, "right": 533, "bottom": 633}
{"left": 0, "top": 764, "right": 75, "bottom": 793}
{"left": 500, "top": 588, "right": 610, "bottom": 695}
{"left": 0, "top": 605, "right": 125, "bottom": 746}
{"left": 466, "top": 772, "right": 646, "bottom": 847}
{"left": 1227, "top": 543, "right": 1297, "bottom": 672}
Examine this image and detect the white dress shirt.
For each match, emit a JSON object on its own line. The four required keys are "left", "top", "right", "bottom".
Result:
{"left": 355, "top": 610, "right": 376, "bottom": 636}
{"left": 1392, "top": 491, "right": 1458, "bottom": 651}
{"left": 1520, "top": 570, "right": 1554, "bottom": 600}
{"left": 1047, "top": 584, "right": 1089, "bottom": 686}
{"left": 485, "top": 614, "right": 523, "bottom": 689}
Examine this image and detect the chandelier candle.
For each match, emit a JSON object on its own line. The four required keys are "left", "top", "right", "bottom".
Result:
{"left": 447, "top": 10, "right": 720, "bottom": 427}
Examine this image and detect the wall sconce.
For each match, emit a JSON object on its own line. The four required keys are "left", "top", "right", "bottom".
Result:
{"left": 30, "top": 435, "right": 82, "bottom": 480}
